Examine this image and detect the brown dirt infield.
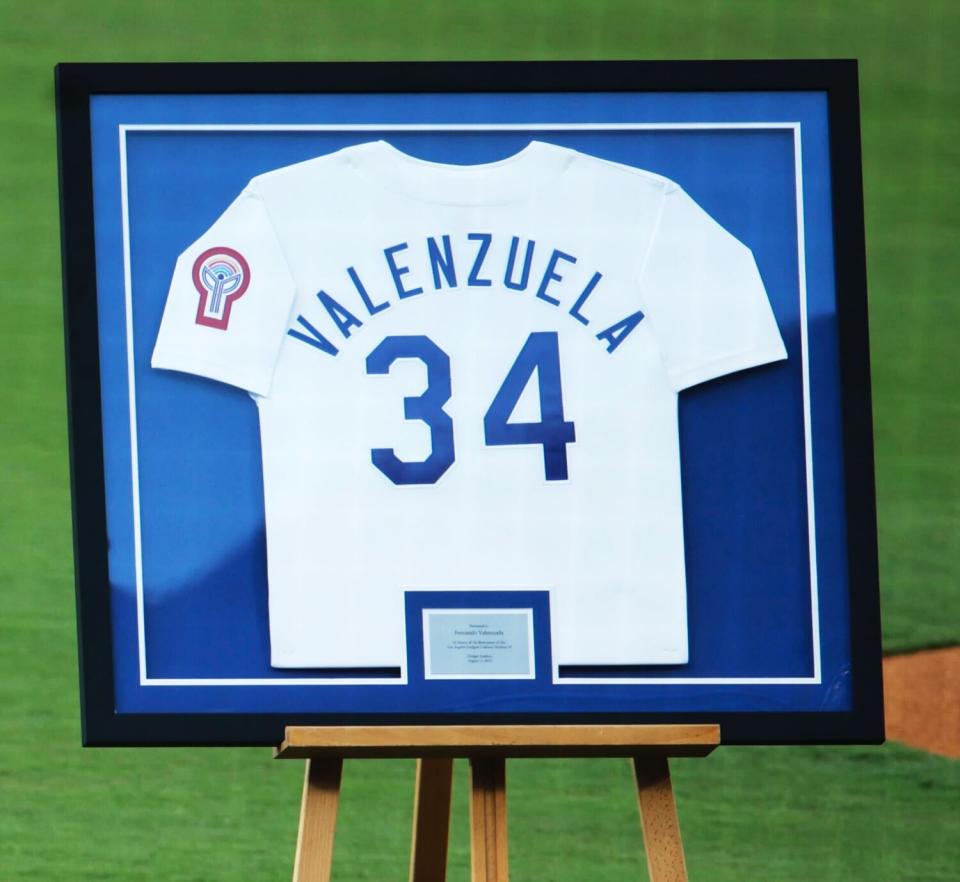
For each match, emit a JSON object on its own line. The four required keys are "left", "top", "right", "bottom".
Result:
{"left": 883, "top": 646, "right": 960, "bottom": 758}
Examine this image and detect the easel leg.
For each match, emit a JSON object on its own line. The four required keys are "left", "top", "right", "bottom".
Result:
{"left": 633, "top": 756, "right": 688, "bottom": 882}
{"left": 292, "top": 757, "right": 343, "bottom": 882}
{"left": 409, "top": 757, "right": 454, "bottom": 882}
{"left": 469, "top": 757, "right": 509, "bottom": 882}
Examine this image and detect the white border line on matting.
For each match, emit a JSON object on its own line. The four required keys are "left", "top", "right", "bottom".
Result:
{"left": 118, "top": 121, "right": 820, "bottom": 687}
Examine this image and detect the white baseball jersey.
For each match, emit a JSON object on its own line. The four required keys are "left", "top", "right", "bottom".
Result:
{"left": 152, "top": 140, "right": 787, "bottom": 669}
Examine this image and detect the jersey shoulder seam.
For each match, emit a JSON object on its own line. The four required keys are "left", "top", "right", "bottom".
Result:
{"left": 565, "top": 148, "right": 681, "bottom": 193}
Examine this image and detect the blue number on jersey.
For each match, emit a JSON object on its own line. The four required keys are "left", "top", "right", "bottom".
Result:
{"left": 365, "top": 335, "right": 455, "bottom": 485}
{"left": 483, "top": 332, "right": 576, "bottom": 481}
{"left": 367, "top": 332, "right": 576, "bottom": 484}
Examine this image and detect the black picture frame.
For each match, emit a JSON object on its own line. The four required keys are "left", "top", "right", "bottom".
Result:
{"left": 56, "top": 60, "right": 882, "bottom": 746}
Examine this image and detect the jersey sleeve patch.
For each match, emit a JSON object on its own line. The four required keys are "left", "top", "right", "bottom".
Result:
{"left": 192, "top": 246, "right": 251, "bottom": 329}
{"left": 152, "top": 187, "right": 297, "bottom": 397}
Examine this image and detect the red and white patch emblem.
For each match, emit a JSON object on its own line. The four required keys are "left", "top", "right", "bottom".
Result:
{"left": 192, "top": 247, "right": 250, "bottom": 329}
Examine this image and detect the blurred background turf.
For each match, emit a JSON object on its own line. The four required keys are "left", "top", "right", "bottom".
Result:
{"left": 1, "top": 1, "right": 957, "bottom": 879}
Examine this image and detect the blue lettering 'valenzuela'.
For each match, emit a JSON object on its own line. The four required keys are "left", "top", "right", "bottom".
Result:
{"left": 288, "top": 232, "right": 644, "bottom": 356}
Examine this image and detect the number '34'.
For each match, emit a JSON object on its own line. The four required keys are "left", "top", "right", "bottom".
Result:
{"left": 365, "top": 331, "right": 576, "bottom": 485}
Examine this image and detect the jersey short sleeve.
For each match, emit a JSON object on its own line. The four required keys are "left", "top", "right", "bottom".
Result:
{"left": 151, "top": 184, "right": 297, "bottom": 397}
{"left": 639, "top": 184, "right": 788, "bottom": 391}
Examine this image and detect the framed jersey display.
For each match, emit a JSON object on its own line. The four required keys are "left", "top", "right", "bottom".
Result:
{"left": 56, "top": 60, "right": 883, "bottom": 745}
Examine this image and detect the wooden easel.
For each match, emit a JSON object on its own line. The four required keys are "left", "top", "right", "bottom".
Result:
{"left": 275, "top": 724, "right": 720, "bottom": 882}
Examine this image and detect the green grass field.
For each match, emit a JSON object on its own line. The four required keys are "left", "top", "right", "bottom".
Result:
{"left": 1, "top": 1, "right": 958, "bottom": 879}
